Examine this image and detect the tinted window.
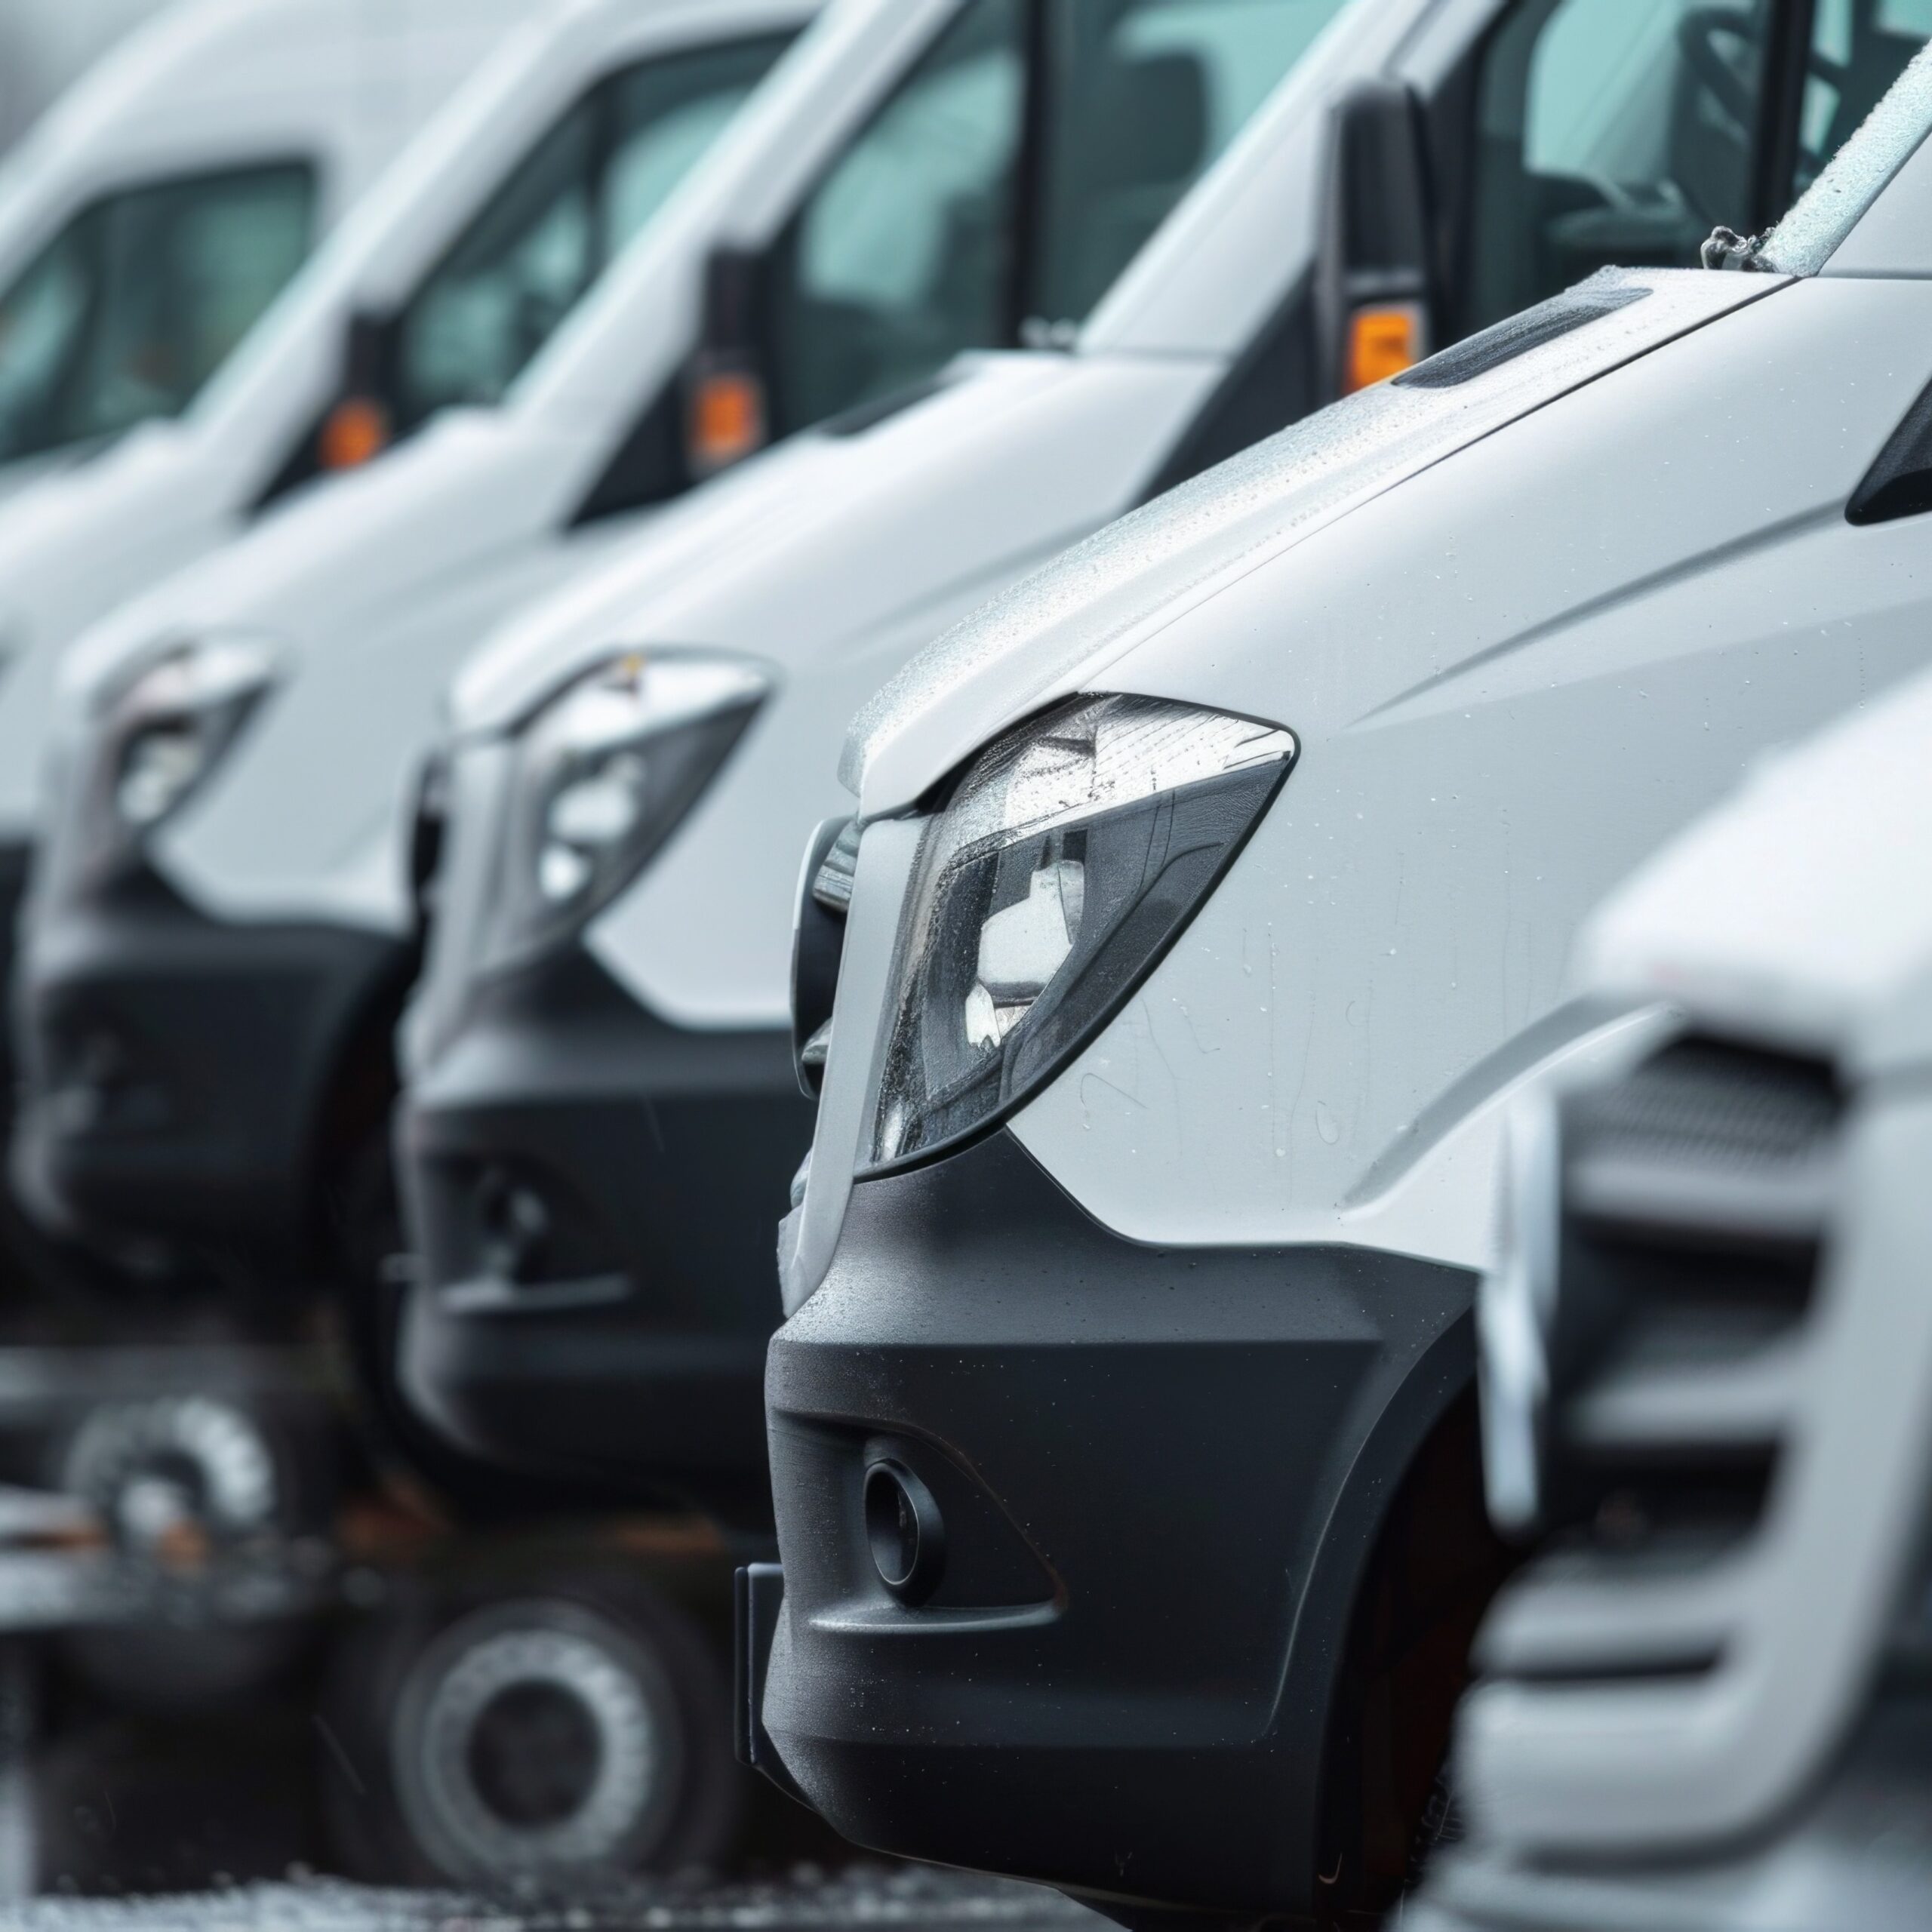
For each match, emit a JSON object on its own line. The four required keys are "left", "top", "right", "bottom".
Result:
{"left": 1032, "top": 0, "right": 1351, "bottom": 324}
{"left": 1465, "top": 0, "right": 1932, "bottom": 333}
{"left": 766, "top": 0, "right": 1343, "bottom": 436}
{"left": 0, "top": 163, "right": 315, "bottom": 466}
{"left": 393, "top": 34, "right": 795, "bottom": 434}
{"left": 768, "top": 0, "right": 1029, "bottom": 435}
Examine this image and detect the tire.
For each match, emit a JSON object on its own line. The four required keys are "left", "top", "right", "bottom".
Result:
{"left": 317, "top": 1572, "right": 742, "bottom": 1888}
{"left": 50, "top": 1392, "right": 333, "bottom": 1713}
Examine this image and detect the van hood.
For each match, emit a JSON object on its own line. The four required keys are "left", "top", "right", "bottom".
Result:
{"left": 1578, "top": 662, "right": 1932, "bottom": 1080}
{"left": 448, "top": 349, "right": 1199, "bottom": 736}
{"left": 848, "top": 269, "right": 1786, "bottom": 820}
{"left": 60, "top": 408, "right": 582, "bottom": 707}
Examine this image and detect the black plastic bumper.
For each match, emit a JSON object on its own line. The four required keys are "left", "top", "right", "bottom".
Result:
{"left": 397, "top": 948, "right": 813, "bottom": 1528}
{"left": 11, "top": 867, "right": 406, "bottom": 1261}
{"left": 763, "top": 1128, "right": 1503, "bottom": 1923}
{"left": 1407, "top": 1690, "right": 1932, "bottom": 1932}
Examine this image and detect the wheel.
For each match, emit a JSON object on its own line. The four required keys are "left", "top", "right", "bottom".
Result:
{"left": 318, "top": 1574, "right": 742, "bottom": 1887}
{"left": 51, "top": 1392, "right": 332, "bottom": 1712}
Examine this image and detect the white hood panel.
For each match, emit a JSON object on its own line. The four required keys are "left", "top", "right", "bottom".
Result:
{"left": 848, "top": 269, "right": 1786, "bottom": 820}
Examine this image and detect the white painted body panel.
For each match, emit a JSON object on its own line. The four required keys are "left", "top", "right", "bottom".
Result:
{"left": 0, "top": 0, "right": 820, "bottom": 838}
{"left": 793, "top": 261, "right": 1932, "bottom": 1305}
{"left": 0, "top": 4, "right": 175, "bottom": 163}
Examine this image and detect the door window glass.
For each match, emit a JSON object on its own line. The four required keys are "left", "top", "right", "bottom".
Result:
{"left": 768, "top": 0, "right": 1029, "bottom": 435}
{"left": 394, "top": 34, "right": 795, "bottom": 434}
{"left": 0, "top": 163, "right": 314, "bottom": 466}
{"left": 768, "top": 0, "right": 1341, "bottom": 437}
{"left": 1032, "top": 0, "right": 1351, "bottom": 325}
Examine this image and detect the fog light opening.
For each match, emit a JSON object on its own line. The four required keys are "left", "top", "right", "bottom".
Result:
{"left": 863, "top": 1459, "right": 945, "bottom": 1604}
{"left": 475, "top": 1168, "right": 551, "bottom": 1286}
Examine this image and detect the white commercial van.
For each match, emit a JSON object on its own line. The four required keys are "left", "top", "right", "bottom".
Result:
{"left": 0, "top": 0, "right": 817, "bottom": 1024}
{"left": 741, "top": 35, "right": 1932, "bottom": 1932}
{"left": 381, "top": 0, "right": 1927, "bottom": 1536}
{"left": 0, "top": 0, "right": 525, "bottom": 500}
{"left": 1418, "top": 663, "right": 1932, "bottom": 1932}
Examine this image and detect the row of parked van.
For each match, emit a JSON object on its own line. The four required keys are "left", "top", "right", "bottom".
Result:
{"left": 2, "top": 0, "right": 1931, "bottom": 1916}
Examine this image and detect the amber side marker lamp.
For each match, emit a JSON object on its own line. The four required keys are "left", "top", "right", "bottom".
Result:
{"left": 1345, "top": 302, "right": 1427, "bottom": 393}
{"left": 319, "top": 395, "right": 392, "bottom": 470}
{"left": 688, "top": 366, "right": 768, "bottom": 477}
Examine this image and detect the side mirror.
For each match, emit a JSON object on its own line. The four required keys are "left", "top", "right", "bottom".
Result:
{"left": 1317, "top": 82, "right": 1436, "bottom": 397}
{"left": 685, "top": 248, "right": 770, "bottom": 480}
{"left": 318, "top": 312, "right": 396, "bottom": 471}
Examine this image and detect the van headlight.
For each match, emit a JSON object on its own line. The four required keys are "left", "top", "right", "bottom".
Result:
{"left": 83, "top": 635, "right": 282, "bottom": 871}
{"left": 866, "top": 694, "right": 1296, "bottom": 1173}
{"left": 478, "top": 649, "right": 768, "bottom": 974}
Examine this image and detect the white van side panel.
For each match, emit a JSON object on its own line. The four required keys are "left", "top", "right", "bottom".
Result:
{"left": 1006, "top": 275, "right": 1932, "bottom": 1266}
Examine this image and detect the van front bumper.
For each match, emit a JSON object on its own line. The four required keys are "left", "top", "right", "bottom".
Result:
{"left": 396, "top": 947, "right": 813, "bottom": 1529}
{"left": 763, "top": 1128, "right": 1502, "bottom": 1921}
{"left": 11, "top": 869, "right": 405, "bottom": 1263}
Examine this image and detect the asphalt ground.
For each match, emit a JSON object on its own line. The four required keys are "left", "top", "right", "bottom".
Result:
{"left": 0, "top": 1867, "right": 1100, "bottom": 1932}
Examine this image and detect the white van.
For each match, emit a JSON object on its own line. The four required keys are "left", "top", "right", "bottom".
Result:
{"left": 0, "top": 0, "right": 525, "bottom": 499}
{"left": 740, "top": 38, "right": 1932, "bottom": 1931}
{"left": 0, "top": 0, "right": 817, "bottom": 1020}
{"left": 1420, "top": 663, "right": 1932, "bottom": 1932}
{"left": 382, "top": 0, "right": 1930, "bottom": 1531}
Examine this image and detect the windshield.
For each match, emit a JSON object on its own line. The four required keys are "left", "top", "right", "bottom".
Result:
{"left": 1462, "top": 0, "right": 1932, "bottom": 332}
{"left": 1762, "top": 13, "right": 1932, "bottom": 269}
{"left": 392, "top": 33, "right": 795, "bottom": 436}
{"left": 0, "top": 162, "right": 315, "bottom": 468}
{"left": 765, "top": 0, "right": 1352, "bottom": 436}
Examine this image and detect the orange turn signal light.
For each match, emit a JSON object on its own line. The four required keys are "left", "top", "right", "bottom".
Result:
{"left": 319, "top": 395, "right": 391, "bottom": 471}
{"left": 1345, "top": 303, "right": 1427, "bottom": 394}
{"left": 688, "top": 368, "right": 767, "bottom": 476}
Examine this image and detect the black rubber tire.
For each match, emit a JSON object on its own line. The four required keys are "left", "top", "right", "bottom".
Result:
{"left": 316, "top": 1571, "right": 742, "bottom": 1888}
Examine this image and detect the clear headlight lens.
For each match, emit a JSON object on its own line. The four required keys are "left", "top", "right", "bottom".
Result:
{"left": 82, "top": 635, "right": 281, "bottom": 872}
{"left": 866, "top": 694, "right": 1297, "bottom": 1174}
{"left": 478, "top": 648, "right": 768, "bottom": 974}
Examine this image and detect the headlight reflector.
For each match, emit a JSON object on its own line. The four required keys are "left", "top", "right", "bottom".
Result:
{"left": 80, "top": 635, "right": 281, "bottom": 873}
{"left": 479, "top": 648, "right": 768, "bottom": 973}
{"left": 866, "top": 695, "right": 1296, "bottom": 1174}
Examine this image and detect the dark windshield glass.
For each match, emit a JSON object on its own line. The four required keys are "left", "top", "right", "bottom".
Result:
{"left": 392, "top": 33, "right": 795, "bottom": 435}
{"left": 0, "top": 163, "right": 315, "bottom": 466}
{"left": 764, "top": 0, "right": 1347, "bottom": 436}
{"left": 1463, "top": 0, "right": 1932, "bottom": 332}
